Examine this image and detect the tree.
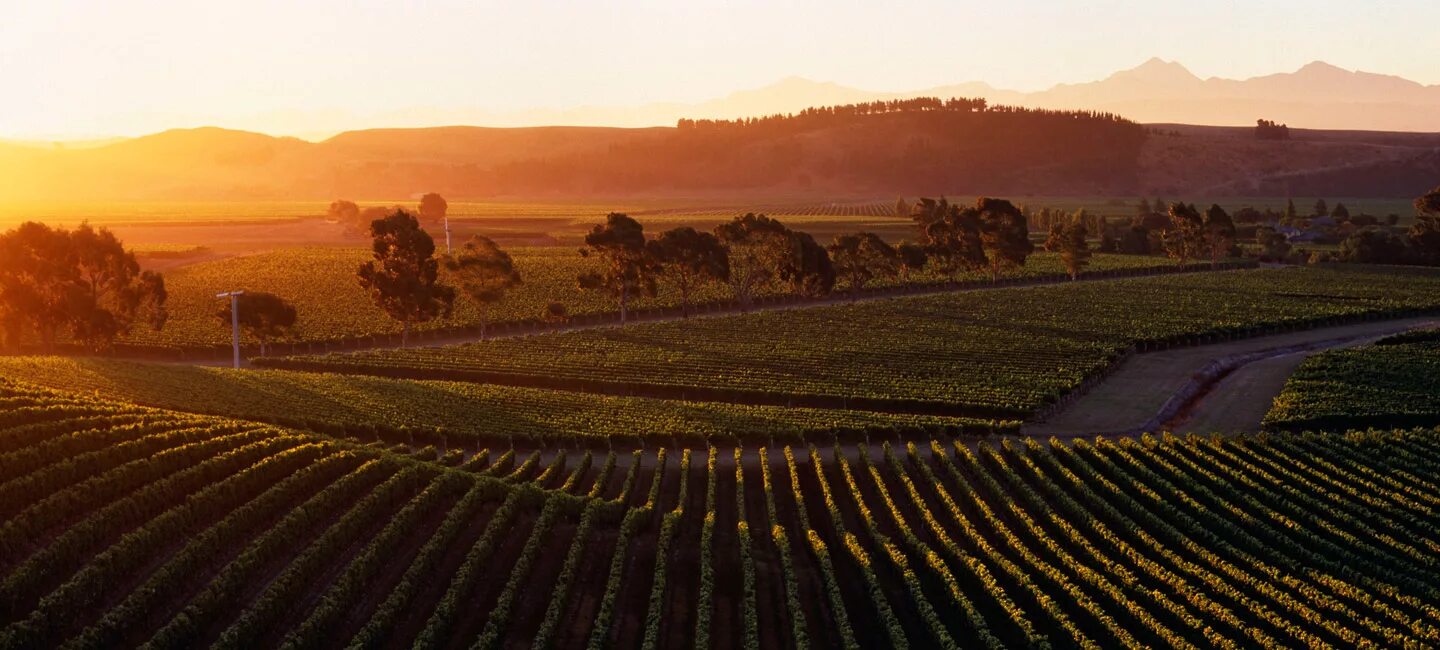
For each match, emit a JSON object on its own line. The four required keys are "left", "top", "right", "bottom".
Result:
{"left": 445, "top": 235, "right": 521, "bottom": 339}
{"left": 1058, "top": 220, "right": 1091, "bottom": 280}
{"left": 1313, "top": 198, "right": 1328, "bottom": 218}
{"left": 895, "top": 197, "right": 911, "bottom": 219}
{"left": 1255, "top": 226, "right": 1291, "bottom": 262}
{"left": 1098, "top": 229, "right": 1119, "bottom": 253}
{"left": 829, "top": 232, "right": 899, "bottom": 297}
{"left": 1042, "top": 223, "right": 1065, "bottom": 252}
{"left": 1203, "top": 204, "right": 1236, "bottom": 268}
{"left": 1417, "top": 186, "right": 1440, "bottom": 219}
{"left": 578, "top": 213, "right": 653, "bottom": 323}
{"left": 1135, "top": 198, "right": 1152, "bottom": 220}
{"left": 541, "top": 301, "right": 568, "bottom": 325}
{"left": 1339, "top": 228, "right": 1407, "bottom": 264}
{"left": 1283, "top": 198, "right": 1299, "bottom": 224}
{"left": 327, "top": 200, "right": 359, "bottom": 225}
{"left": 418, "top": 193, "right": 448, "bottom": 226}
{"left": 0, "top": 222, "right": 167, "bottom": 351}
{"left": 782, "top": 232, "right": 835, "bottom": 297}
{"left": 357, "top": 209, "right": 455, "bottom": 347}
{"left": 1330, "top": 202, "right": 1351, "bottom": 221}
{"left": 647, "top": 227, "right": 728, "bottom": 318}
{"left": 976, "top": 197, "right": 1034, "bottom": 281}
{"left": 714, "top": 213, "right": 793, "bottom": 310}
{"left": 1406, "top": 216, "right": 1440, "bottom": 266}
{"left": 912, "top": 198, "right": 987, "bottom": 277}
{"left": 1234, "top": 206, "right": 1264, "bottom": 224}
{"left": 216, "top": 291, "right": 296, "bottom": 356}
{"left": 896, "top": 241, "right": 928, "bottom": 283}
{"left": 1161, "top": 202, "right": 1207, "bottom": 265}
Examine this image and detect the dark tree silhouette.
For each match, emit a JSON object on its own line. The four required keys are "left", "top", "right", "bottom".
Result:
{"left": 216, "top": 291, "right": 297, "bottom": 356}
{"left": 327, "top": 200, "right": 359, "bottom": 225}
{"left": 578, "top": 213, "right": 653, "bottom": 324}
{"left": 1162, "top": 202, "right": 1206, "bottom": 266}
{"left": 1059, "top": 220, "right": 1091, "bottom": 280}
{"left": 1340, "top": 228, "right": 1407, "bottom": 264}
{"left": 1255, "top": 226, "right": 1292, "bottom": 262}
{"left": 357, "top": 209, "right": 455, "bottom": 347}
{"left": 1203, "top": 204, "right": 1236, "bottom": 268}
{"left": 418, "top": 193, "right": 448, "bottom": 225}
{"left": 714, "top": 213, "right": 793, "bottom": 310}
{"left": 782, "top": 231, "right": 835, "bottom": 297}
{"left": 445, "top": 235, "right": 521, "bottom": 339}
{"left": 0, "top": 222, "right": 167, "bottom": 351}
{"left": 896, "top": 241, "right": 929, "bottom": 283}
{"left": 976, "top": 197, "right": 1034, "bottom": 281}
{"left": 647, "top": 227, "right": 729, "bottom": 318}
{"left": 829, "top": 232, "right": 899, "bottom": 297}
{"left": 1330, "top": 202, "right": 1351, "bottom": 221}
{"left": 912, "top": 197, "right": 986, "bottom": 277}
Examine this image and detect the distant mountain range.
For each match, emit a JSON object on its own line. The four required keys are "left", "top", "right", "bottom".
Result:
{"left": 4, "top": 58, "right": 1439, "bottom": 203}
{"left": 17, "top": 58, "right": 1432, "bottom": 141}
{"left": 641, "top": 59, "right": 1440, "bottom": 133}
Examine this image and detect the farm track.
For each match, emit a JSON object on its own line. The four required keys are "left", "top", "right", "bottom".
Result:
{"left": 1029, "top": 316, "right": 1440, "bottom": 438}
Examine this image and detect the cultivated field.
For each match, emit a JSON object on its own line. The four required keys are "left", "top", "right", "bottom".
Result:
{"left": 264, "top": 265, "right": 1440, "bottom": 418}
{"left": 4, "top": 380, "right": 1440, "bottom": 648}
{"left": 1266, "top": 329, "right": 1440, "bottom": 432}
{"left": 104, "top": 249, "right": 1182, "bottom": 355}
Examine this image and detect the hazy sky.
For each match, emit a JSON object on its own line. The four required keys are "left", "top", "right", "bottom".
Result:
{"left": 4, "top": 0, "right": 1437, "bottom": 139}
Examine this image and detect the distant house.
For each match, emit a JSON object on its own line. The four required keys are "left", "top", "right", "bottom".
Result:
{"left": 1288, "top": 230, "right": 1324, "bottom": 244}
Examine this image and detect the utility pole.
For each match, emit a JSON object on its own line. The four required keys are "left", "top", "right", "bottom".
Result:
{"left": 216, "top": 290, "right": 245, "bottom": 369}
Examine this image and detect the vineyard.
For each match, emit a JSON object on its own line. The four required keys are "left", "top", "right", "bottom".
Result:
{"left": 0, "top": 356, "right": 1008, "bottom": 444}
{"left": 109, "top": 247, "right": 1184, "bottom": 356}
{"left": 4, "top": 379, "right": 1440, "bottom": 648}
{"left": 264, "top": 265, "right": 1440, "bottom": 418}
{"left": 1265, "top": 329, "right": 1440, "bottom": 432}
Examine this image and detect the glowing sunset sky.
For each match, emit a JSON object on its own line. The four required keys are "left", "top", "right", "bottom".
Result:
{"left": 4, "top": 0, "right": 1438, "bottom": 140}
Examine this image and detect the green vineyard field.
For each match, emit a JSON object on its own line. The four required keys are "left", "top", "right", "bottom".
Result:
{"left": 0, "top": 357, "right": 1008, "bottom": 443}
{"left": 3, "top": 379, "right": 1440, "bottom": 648}
{"left": 109, "top": 248, "right": 1183, "bottom": 356}
{"left": 1265, "top": 329, "right": 1440, "bottom": 432}
{"left": 266, "top": 265, "right": 1440, "bottom": 418}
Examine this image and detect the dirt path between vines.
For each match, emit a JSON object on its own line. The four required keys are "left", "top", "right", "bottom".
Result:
{"left": 1025, "top": 316, "right": 1439, "bottom": 438}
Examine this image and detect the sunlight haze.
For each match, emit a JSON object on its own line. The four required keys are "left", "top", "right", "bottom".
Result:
{"left": 5, "top": 0, "right": 1438, "bottom": 139}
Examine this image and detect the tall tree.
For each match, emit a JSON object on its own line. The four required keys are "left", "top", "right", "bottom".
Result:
{"left": 714, "top": 213, "right": 793, "bottom": 310}
{"left": 829, "top": 232, "right": 899, "bottom": 297}
{"left": 912, "top": 198, "right": 986, "bottom": 277}
{"left": 445, "top": 235, "right": 522, "bottom": 339}
{"left": 1058, "top": 219, "right": 1091, "bottom": 280}
{"left": 216, "top": 291, "right": 296, "bottom": 356}
{"left": 0, "top": 222, "right": 166, "bottom": 351}
{"left": 1162, "top": 202, "right": 1207, "bottom": 266}
{"left": 327, "top": 200, "right": 359, "bottom": 225}
{"left": 1042, "top": 222, "right": 1065, "bottom": 252}
{"left": 781, "top": 231, "right": 835, "bottom": 297}
{"left": 357, "top": 209, "right": 455, "bottom": 347}
{"left": 1203, "top": 203, "right": 1236, "bottom": 269}
{"left": 976, "top": 197, "right": 1034, "bottom": 281}
{"left": 578, "top": 213, "right": 653, "bottom": 323}
{"left": 1255, "top": 226, "right": 1292, "bottom": 262}
{"left": 647, "top": 227, "right": 728, "bottom": 318}
{"left": 1313, "top": 198, "right": 1329, "bottom": 218}
{"left": 1330, "top": 202, "right": 1351, "bottom": 221}
{"left": 895, "top": 241, "right": 928, "bottom": 283}
{"left": 1283, "top": 198, "right": 1299, "bottom": 224}
{"left": 1417, "top": 186, "right": 1440, "bottom": 219}
{"left": 418, "top": 193, "right": 448, "bottom": 225}
{"left": 894, "top": 197, "right": 911, "bottom": 220}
